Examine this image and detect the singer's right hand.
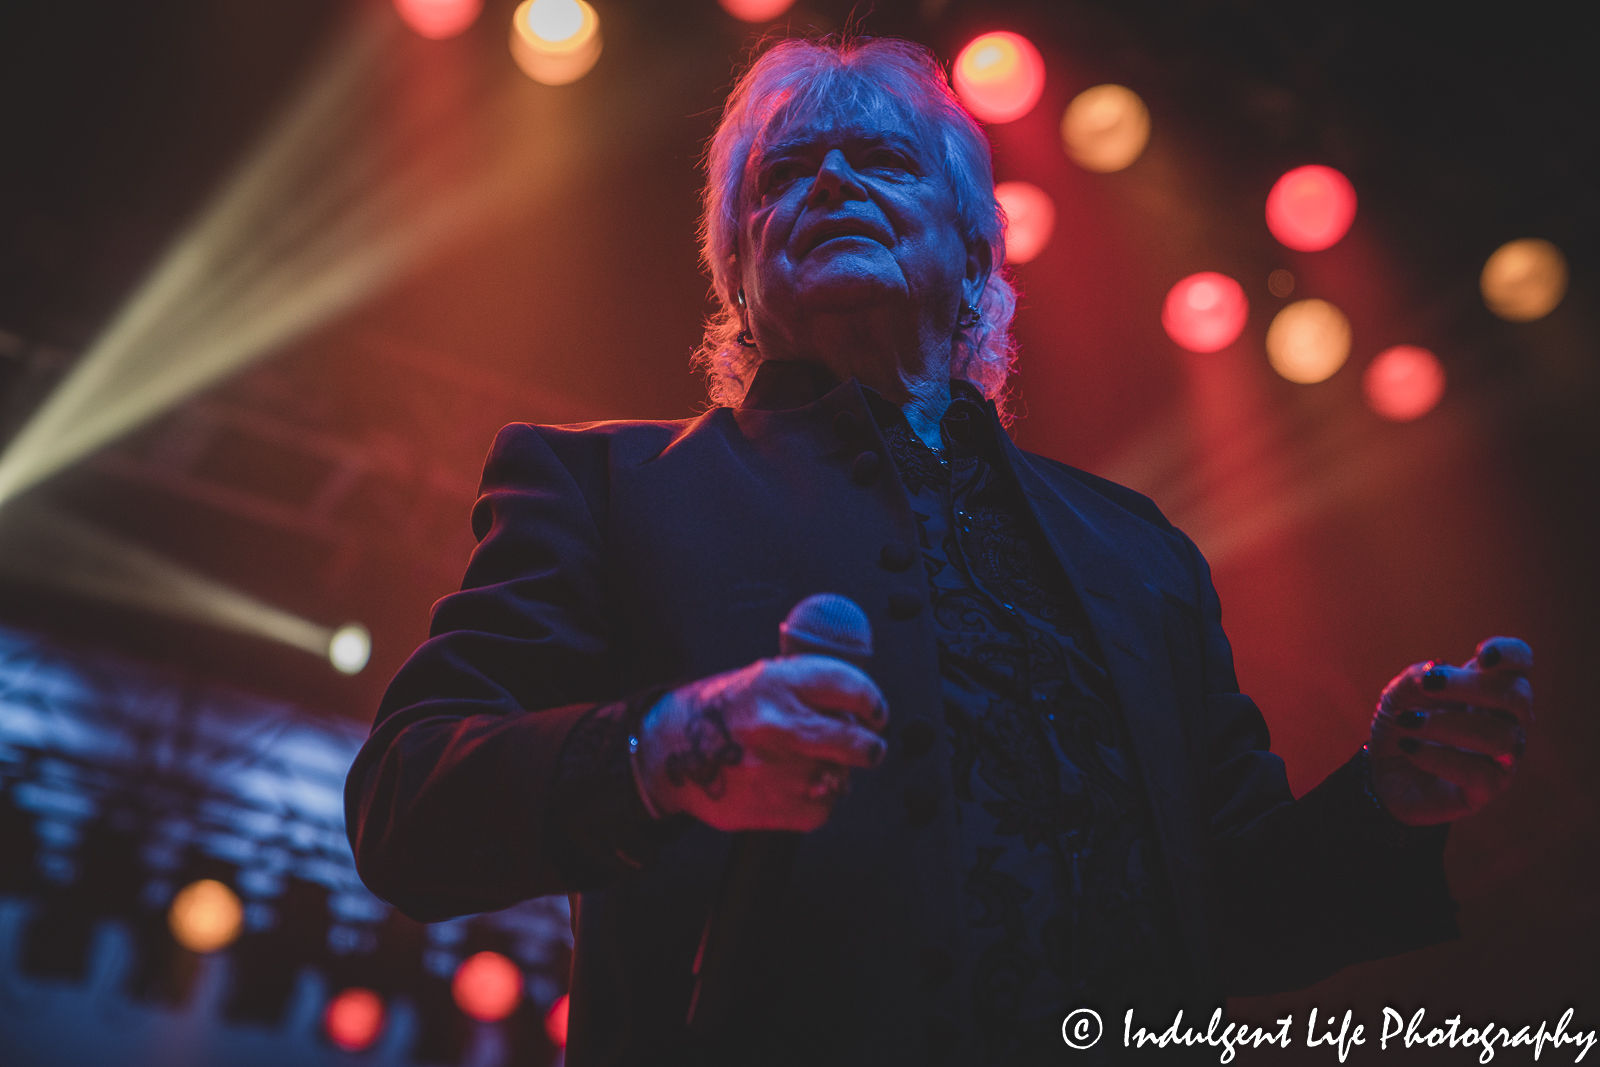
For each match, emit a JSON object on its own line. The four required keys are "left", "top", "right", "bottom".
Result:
{"left": 632, "top": 656, "right": 889, "bottom": 832}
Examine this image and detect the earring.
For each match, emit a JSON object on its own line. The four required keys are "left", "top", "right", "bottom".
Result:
{"left": 958, "top": 302, "right": 981, "bottom": 328}
{"left": 736, "top": 289, "right": 757, "bottom": 348}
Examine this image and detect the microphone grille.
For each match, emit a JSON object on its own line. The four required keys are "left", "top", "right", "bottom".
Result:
{"left": 779, "top": 593, "right": 873, "bottom": 664}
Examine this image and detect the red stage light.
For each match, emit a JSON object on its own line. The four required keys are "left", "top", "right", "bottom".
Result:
{"left": 1162, "top": 273, "right": 1249, "bottom": 353}
{"left": 717, "top": 0, "right": 797, "bottom": 20}
{"left": 545, "top": 993, "right": 570, "bottom": 1047}
{"left": 452, "top": 951, "right": 522, "bottom": 1022}
{"left": 1265, "top": 165, "right": 1357, "bottom": 252}
{"left": 325, "top": 988, "right": 386, "bottom": 1052}
{"left": 952, "top": 32, "right": 1045, "bottom": 124}
{"left": 1364, "top": 345, "right": 1445, "bottom": 421}
{"left": 993, "top": 181, "right": 1056, "bottom": 264}
{"left": 394, "top": 0, "right": 482, "bottom": 40}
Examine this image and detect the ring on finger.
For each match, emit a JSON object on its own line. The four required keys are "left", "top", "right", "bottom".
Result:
{"left": 806, "top": 768, "right": 845, "bottom": 801}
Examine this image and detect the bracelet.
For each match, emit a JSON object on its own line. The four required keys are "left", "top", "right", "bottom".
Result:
{"left": 627, "top": 732, "right": 665, "bottom": 821}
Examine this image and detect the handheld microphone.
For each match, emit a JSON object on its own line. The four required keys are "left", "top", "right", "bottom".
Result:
{"left": 685, "top": 594, "right": 873, "bottom": 1039}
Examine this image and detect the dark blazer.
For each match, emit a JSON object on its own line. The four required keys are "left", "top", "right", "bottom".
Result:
{"left": 346, "top": 360, "right": 1458, "bottom": 1066}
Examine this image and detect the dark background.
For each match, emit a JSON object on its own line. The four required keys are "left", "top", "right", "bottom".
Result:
{"left": 0, "top": 0, "right": 1595, "bottom": 1060}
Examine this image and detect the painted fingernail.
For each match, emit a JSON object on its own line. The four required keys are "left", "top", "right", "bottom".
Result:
{"left": 1398, "top": 710, "right": 1426, "bottom": 729}
{"left": 1422, "top": 669, "right": 1448, "bottom": 692}
{"left": 1398, "top": 737, "right": 1422, "bottom": 755}
{"left": 1480, "top": 646, "right": 1503, "bottom": 668}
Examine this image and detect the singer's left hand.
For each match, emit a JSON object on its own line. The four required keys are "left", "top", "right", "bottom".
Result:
{"left": 1368, "top": 636, "right": 1533, "bottom": 825}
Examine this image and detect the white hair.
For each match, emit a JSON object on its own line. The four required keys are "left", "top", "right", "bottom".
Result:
{"left": 695, "top": 36, "right": 1020, "bottom": 418}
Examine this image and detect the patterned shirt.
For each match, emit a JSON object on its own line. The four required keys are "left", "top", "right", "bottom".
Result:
{"left": 864, "top": 383, "right": 1187, "bottom": 1064}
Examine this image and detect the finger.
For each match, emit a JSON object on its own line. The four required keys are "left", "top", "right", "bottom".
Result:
{"left": 1391, "top": 706, "right": 1525, "bottom": 760}
{"left": 1469, "top": 636, "right": 1534, "bottom": 678}
{"left": 763, "top": 655, "right": 888, "bottom": 730}
{"left": 748, "top": 706, "right": 886, "bottom": 769}
{"left": 1396, "top": 738, "right": 1512, "bottom": 808}
{"left": 1383, "top": 662, "right": 1533, "bottom": 727}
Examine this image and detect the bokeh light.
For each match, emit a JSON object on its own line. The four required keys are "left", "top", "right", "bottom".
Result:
{"left": 509, "top": 0, "right": 601, "bottom": 86}
{"left": 393, "top": 0, "right": 482, "bottom": 40}
{"left": 545, "top": 994, "right": 570, "bottom": 1048}
{"left": 1481, "top": 238, "right": 1568, "bottom": 322}
{"left": 325, "top": 988, "right": 386, "bottom": 1052}
{"left": 1265, "top": 165, "right": 1357, "bottom": 252}
{"left": 1267, "top": 269, "right": 1295, "bottom": 298}
{"left": 952, "top": 32, "right": 1045, "bottom": 124}
{"left": 717, "top": 0, "right": 797, "bottom": 20}
{"left": 1266, "top": 299, "right": 1352, "bottom": 383}
{"left": 453, "top": 951, "right": 523, "bottom": 1022}
{"left": 994, "top": 181, "right": 1056, "bottom": 264}
{"left": 1162, "top": 272, "right": 1249, "bottom": 353}
{"left": 1060, "top": 84, "right": 1150, "bottom": 173}
{"left": 1364, "top": 345, "right": 1446, "bottom": 422}
{"left": 168, "top": 879, "right": 244, "bottom": 954}
{"left": 328, "top": 622, "right": 372, "bottom": 675}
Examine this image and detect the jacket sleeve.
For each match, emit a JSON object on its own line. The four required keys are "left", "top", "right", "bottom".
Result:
{"left": 1180, "top": 530, "right": 1461, "bottom": 995}
{"left": 343, "top": 423, "right": 681, "bottom": 923}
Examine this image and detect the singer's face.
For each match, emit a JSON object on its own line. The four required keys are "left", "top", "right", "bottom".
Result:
{"left": 735, "top": 101, "right": 976, "bottom": 349}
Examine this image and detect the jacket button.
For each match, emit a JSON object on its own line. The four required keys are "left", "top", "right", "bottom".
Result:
{"left": 887, "top": 591, "right": 923, "bottom": 619}
{"left": 851, "top": 450, "right": 881, "bottom": 485}
{"left": 832, "top": 410, "right": 858, "bottom": 439}
{"left": 901, "top": 719, "right": 937, "bottom": 756}
{"left": 903, "top": 781, "right": 937, "bottom": 825}
{"left": 918, "top": 944, "right": 956, "bottom": 988}
{"left": 879, "top": 541, "right": 914, "bottom": 572}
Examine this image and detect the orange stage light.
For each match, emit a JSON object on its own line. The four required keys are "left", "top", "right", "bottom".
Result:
{"left": 168, "top": 879, "right": 244, "bottom": 954}
{"left": 393, "top": 0, "right": 482, "bottom": 40}
{"left": 325, "top": 988, "right": 387, "bottom": 1052}
{"left": 1265, "top": 165, "right": 1357, "bottom": 252}
{"left": 452, "top": 951, "right": 523, "bottom": 1022}
{"left": 953, "top": 32, "right": 1045, "bottom": 124}
{"left": 1364, "top": 345, "right": 1445, "bottom": 421}
{"left": 509, "top": 0, "right": 602, "bottom": 86}
{"left": 994, "top": 181, "right": 1056, "bottom": 264}
{"left": 1266, "top": 299, "right": 1351, "bottom": 383}
{"left": 717, "top": 0, "right": 797, "bottom": 20}
{"left": 1060, "top": 84, "right": 1150, "bottom": 173}
{"left": 1162, "top": 272, "right": 1249, "bottom": 353}
{"left": 1481, "top": 238, "right": 1567, "bottom": 322}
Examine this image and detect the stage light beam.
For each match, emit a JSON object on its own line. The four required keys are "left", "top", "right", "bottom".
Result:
{"left": 0, "top": 502, "right": 356, "bottom": 670}
{"left": 1364, "top": 345, "right": 1445, "bottom": 421}
{"left": 1266, "top": 166, "right": 1357, "bottom": 252}
{"left": 994, "top": 181, "right": 1055, "bottom": 264}
{"left": 953, "top": 32, "right": 1045, "bottom": 124}
{"left": 1060, "top": 84, "right": 1150, "bottom": 173}
{"left": 510, "top": 0, "right": 602, "bottom": 86}
{"left": 1266, "top": 299, "right": 1351, "bottom": 383}
{"left": 1481, "top": 238, "right": 1567, "bottom": 322}
{"left": 169, "top": 879, "right": 244, "bottom": 954}
{"left": 453, "top": 951, "right": 522, "bottom": 1022}
{"left": 326, "top": 988, "right": 387, "bottom": 1051}
{"left": 393, "top": 0, "right": 482, "bottom": 40}
{"left": 1162, "top": 273, "right": 1249, "bottom": 353}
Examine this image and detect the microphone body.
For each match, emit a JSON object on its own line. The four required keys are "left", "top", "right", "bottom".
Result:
{"left": 685, "top": 594, "right": 873, "bottom": 1041}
